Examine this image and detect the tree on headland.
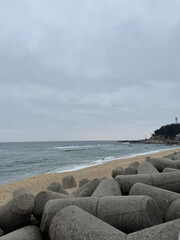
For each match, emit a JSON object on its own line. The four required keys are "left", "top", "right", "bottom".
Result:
{"left": 152, "top": 123, "right": 180, "bottom": 139}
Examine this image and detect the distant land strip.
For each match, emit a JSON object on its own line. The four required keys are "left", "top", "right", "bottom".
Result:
{"left": 117, "top": 139, "right": 180, "bottom": 145}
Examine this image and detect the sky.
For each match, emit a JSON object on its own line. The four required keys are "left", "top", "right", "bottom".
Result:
{"left": 0, "top": 0, "right": 180, "bottom": 142}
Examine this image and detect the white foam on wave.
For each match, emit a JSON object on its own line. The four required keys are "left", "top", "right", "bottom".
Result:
{"left": 47, "top": 164, "right": 93, "bottom": 174}
{"left": 47, "top": 146, "right": 179, "bottom": 174}
{"left": 54, "top": 143, "right": 112, "bottom": 152}
{"left": 55, "top": 145, "right": 96, "bottom": 150}
{"left": 46, "top": 155, "right": 119, "bottom": 174}
{"left": 55, "top": 145, "right": 85, "bottom": 150}
{"left": 94, "top": 156, "right": 116, "bottom": 164}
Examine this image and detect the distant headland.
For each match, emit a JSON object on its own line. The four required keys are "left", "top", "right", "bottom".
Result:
{"left": 117, "top": 138, "right": 180, "bottom": 145}
{"left": 118, "top": 122, "right": 180, "bottom": 145}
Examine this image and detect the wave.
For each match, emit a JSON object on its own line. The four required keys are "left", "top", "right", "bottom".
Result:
{"left": 54, "top": 144, "right": 108, "bottom": 152}
{"left": 94, "top": 156, "right": 116, "bottom": 164}
{"left": 64, "top": 148, "right": 99, "bottom": 152}
{"left": 47, "top": 146, "right": 179, "bottom": 174}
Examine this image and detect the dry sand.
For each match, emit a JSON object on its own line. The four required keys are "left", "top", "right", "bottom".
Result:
{"left": 0, "top": 147, "right": 180, "bottom": 205}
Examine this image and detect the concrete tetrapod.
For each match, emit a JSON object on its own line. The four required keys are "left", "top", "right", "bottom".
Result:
{"left": 62, "top": 175, "right": 77, "bottom": 189}
{"left": 146, "top": 158, "right": 176, "bottom": 172}
{"left": 174, "top": 153, "right": 180, "bottom": 160}
{"left": 33, "top": 190, "right": 69, "bottom": 220}
{"left": 40, "top": 197, "right": 99, "bottom": 233}
{"left": 129, "top": 183, "right": 180, "bottom": 220}
{"left": 0, "top": 194, "right": 34, "bottom": 233}
{"left": 128, "top": 161, "right": 140, "bottom": 170}
{"left": 49, "top": 205, "right": 126, "bottom": 240}
{"left": 112, "top": 169, "right": 123, "bottom": 178}
{"left": 122, "top": 168, "right": 137, "bottom": 175}
{"left": 96, "top": 195, "right": 162, "bottom": 233}
{"left": 47, "top": 182, "right": 68, "bottom": 195}
{"left": 175, "top": 160, "right": 180, "bottom": 168}
{"left": 115, "top": 172, "right": 180, "bottom": 195}
{"left": 70, "top": 178, "right": 101, "bottom": 197}
{"left": 163, "top": 153, "right": 175, "bottom": 160}
{"left": 0, "top": 226, "right": 42, "bottom": 240}
{"left": 163, "top": 167, "right": 180, "bottom": 173}
{"left": 152, "top": 172, "right": 180, "bottom": 192}
{"left": 115, "top": 174, "right": 153, "bottom": 195}
{"left": 120, "top": 162, "right": 139, "bottom": 176}
{"left": 92, "top": 179, "right": 122, "bottom": 197}
{"left": 165, "top": 198, "right": 180, "bottom": 222}
{"left": 12, "top": 188, "right": 35, "bottom": 207}
{"left": 126, "top": 218, "right": 180, "bottom": 240}
{"left": 12, "top": 187, "right": 28, "bottom": 198}
{"left": 41, "top": 196, "right": 162, "bottom": 234}
{"left": 137, "top": 162, "right": 159, "bottom": 174}
{"left": 79, "top": 178, "right": 90, "bottom": 187}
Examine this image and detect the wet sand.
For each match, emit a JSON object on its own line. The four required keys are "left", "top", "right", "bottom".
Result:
{"left": 0, "top": 147, "right": 179, "bottom": 205}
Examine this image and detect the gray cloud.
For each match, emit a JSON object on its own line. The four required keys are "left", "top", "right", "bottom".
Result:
{"left": 0, "top": 0, "right": 180, "bottom": 141}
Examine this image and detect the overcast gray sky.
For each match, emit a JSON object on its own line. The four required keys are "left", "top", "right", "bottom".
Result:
{"left": 0, "top": 0, "right": 180, "bottom": 142}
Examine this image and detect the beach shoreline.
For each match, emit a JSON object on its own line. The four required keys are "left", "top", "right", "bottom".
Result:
{"left": 0, "top": 147, "right": 180, "bottom": 205}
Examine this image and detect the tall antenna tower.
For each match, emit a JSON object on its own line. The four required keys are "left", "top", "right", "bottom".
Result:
{"left": 175, "top": 117, "right": 178, "bottom": 124}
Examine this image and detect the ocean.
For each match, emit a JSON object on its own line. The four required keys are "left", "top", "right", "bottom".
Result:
{"left": 0, "top": 140, "right": 178, "bottom": 185}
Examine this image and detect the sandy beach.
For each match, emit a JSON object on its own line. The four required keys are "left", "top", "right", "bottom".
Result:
{"left": 0, "top": 147, "right": 180, "bottom": 205}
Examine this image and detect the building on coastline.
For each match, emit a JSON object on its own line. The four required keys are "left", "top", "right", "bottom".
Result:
{"left": 175, "top": 134, "right": 180, "bottom": 141}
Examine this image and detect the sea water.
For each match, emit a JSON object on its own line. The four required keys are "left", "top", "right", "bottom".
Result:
{"left": 0, "top": 140, "right": 178, "bottom": 185}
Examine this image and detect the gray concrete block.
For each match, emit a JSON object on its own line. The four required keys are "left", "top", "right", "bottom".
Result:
{"left": 126, "top": 218, "right": 180, "bottom": 240}
{"left": 73, "top": 187, "right": 93, "bottom": 197}
{"left": 79, "top": 178, "right": 90, "bottom": 187}
{"left": 115, "top": 174, "right": 153, "bottom": 195}
{"left": 116, "top": 165, "right": 123, "bottom": 170}
{"left": 41, "top": 196, "right": 162, "bottom": 234}
{"left": 62, "top": 175, "right": 77, "bottom": 189}
{"left": 163, "top": 167, "right": 180, "bottom": 173}
{"left": 128, "top": 161, "right": 139, "bottom": 170}
{"left": 175, "top": 160, "right": 180, "bottom": 169}
{"left": 122, "top": 168, "right": 137, "bottom": 175}
{"left": 174, "top": 153, "right": 180, "bottom": 160}
{"left": 92, "top": 179, "right": 122, "bottom": 197}
{"left": 151, "top": 172, "right": 180, "bottom": 193}
{"left": 129, "top": 183, "right": 180, "bottom": 220}
{"left": 146, "top": 158, "right": 176, "bottom": 172}
{"left": 112, "top": 169, "right": 123, "bottom": 178}
{"left": 12, "top": 187, "right": 28, "bottom": 198}
{"left": 49, "top": 205, "right": 126, "bottom": 240}
{"left": 115, "top": 172, "right": 180, "bottom": 194}
{"left": 47, "top": 182, "right": 68, "bottom": 194}
{"left": 12, "top": 188, "right": 35, "bottom": 204}
{"left": 97, "top": 195, "right": 162, "bottom": 233}
{"left": 70, "top": 178, "right": 101, "bottom": 197}
{"left": 165, "top": 198, "right": 180, "bottom": 222}
{"left": 163, "top": 154, "right": 175, "bottom": 160}
{"left": 0, "top": 226, "right": 42, "bottom": 240}
{"left": 0, "top": 194, "right": 34, "bottom": 233}
{"left": 40, "top": 197, "right": 99, "bottom": 233}
{"left": 138, "top": 162, "right": 159, "bottom": 174}
{"left": 33, "top": 190, "right": 68, "bottom": 220}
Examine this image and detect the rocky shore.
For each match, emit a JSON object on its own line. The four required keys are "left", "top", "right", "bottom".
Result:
{"left": 0, "top": 149, "right": 180, "bottom": 239}
{"left": 118, "top": 138, "right": 180, "bottom": 145}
